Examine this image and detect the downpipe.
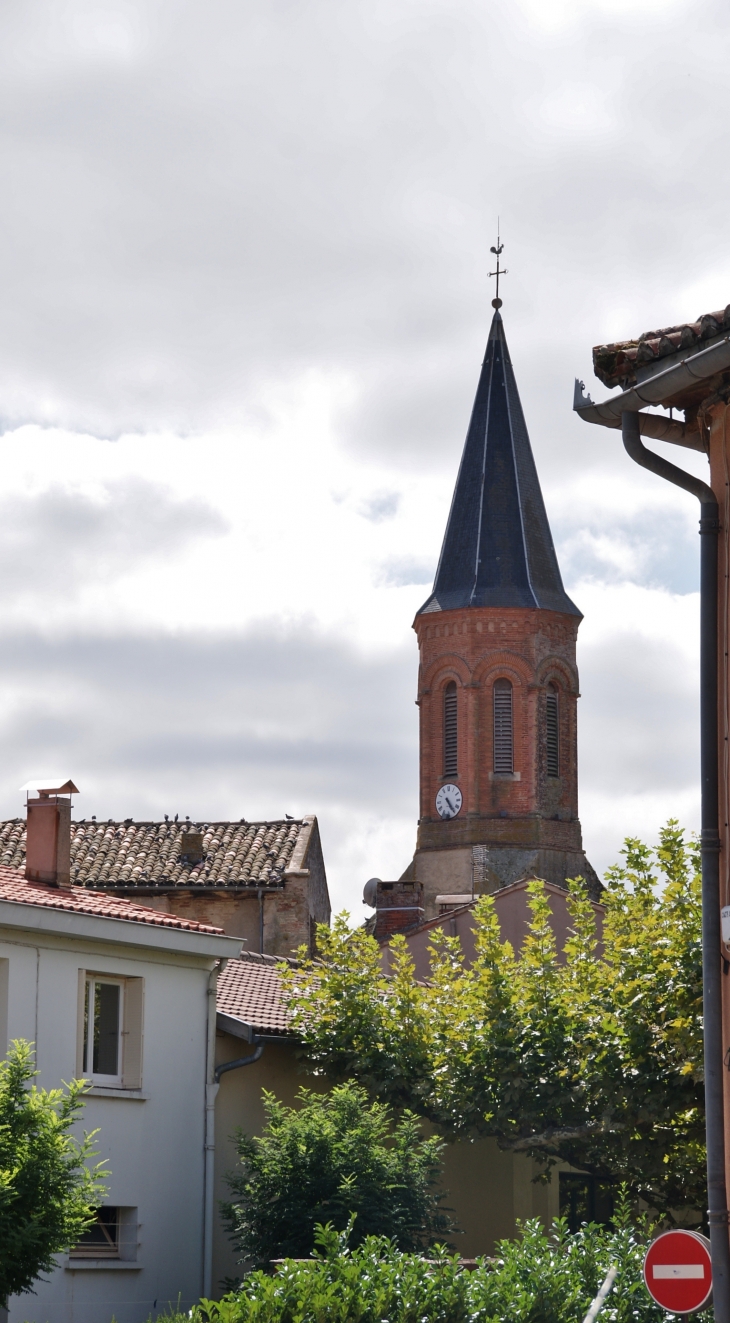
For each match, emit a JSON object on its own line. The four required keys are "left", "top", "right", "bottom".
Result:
{"left": 215, "top": 1041, "right": 264, "bottom": 1082}
{"left": 622, "top": 412, "right": 730, "bottom": 1320}
{"left": 203, "top": 960, "right": 226, "bottom": 1300}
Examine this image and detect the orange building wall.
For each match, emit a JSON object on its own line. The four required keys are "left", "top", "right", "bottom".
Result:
{"left": 415, "top": 605, "right": 580, "bottom": 830}
{"left": 410, "top": 603, "right": 595, "bottom": 915}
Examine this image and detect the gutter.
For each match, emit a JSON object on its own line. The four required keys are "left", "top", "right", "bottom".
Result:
{"left": 573, "top": 330, "right": 730, "bottom": 452}
{"left": 213, "top": 1009, "right": 296, "bottom": 1081}
{"left": 575, "top": 358, "right": 730, "bottom": 1318}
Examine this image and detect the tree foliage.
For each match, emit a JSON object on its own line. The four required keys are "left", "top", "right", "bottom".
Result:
{"left": 282, "top": 822, "right": 705, "bottom": 1219}
{"left": 222, "top": 1081, "right": 454, "bottom": 1267}
{"left": 192, "top": 1198, "right": 704, "bottom": 1323}
{"left": 0, "top": 1039, "right": 105, "bottom": 1306}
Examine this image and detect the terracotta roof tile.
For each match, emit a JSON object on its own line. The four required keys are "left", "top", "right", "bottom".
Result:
{"left": 0, "top": 818, "right": 309, "bottom": 891}
{"left": 0, "top": 864, "right": 224, "bottom": 934}
{"left": 216, "top": 953, "right": 295, "bottom": 1036}
{"left": 593, "top": 305, "right": 730, "bottom": 390}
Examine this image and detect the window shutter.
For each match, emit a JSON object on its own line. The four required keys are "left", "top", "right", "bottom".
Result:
{"left": 121, "top": 978, "right": 144, "bottom": 1090}
{"left": 546, "top": 685, "right": 559, "bottom": 778}
{"left": 493, "top": 680, "right": 513, "bottom": 774}
{"left": 76, "top": 970, "right": 87, "bottom": 1078}
{"left": 443, "top": 682, "right": 458, "bottom": 776}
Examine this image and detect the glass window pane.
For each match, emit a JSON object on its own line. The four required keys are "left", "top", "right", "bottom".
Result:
{"left": 71, "top": 1207, "right": 119, "bottom": 1257}
{"left": 93, "top": 982, "right": 120, "bottom": 1076}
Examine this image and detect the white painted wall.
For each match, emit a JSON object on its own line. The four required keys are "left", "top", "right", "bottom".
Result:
{"left": 0, "top": 910, "right": 239, "bottom": 1323}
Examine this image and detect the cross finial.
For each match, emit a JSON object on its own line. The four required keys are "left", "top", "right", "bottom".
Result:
{"left": 489, "top": 220, "right": 507, "bottom": 309}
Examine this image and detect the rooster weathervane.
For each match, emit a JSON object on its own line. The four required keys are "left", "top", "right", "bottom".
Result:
{"left": 489, "top": 221, "right": 508, "bottom": 309}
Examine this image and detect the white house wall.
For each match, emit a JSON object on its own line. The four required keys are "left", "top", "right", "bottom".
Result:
{"left": 0, "top": 926, "right": 224, "bottom": 1323}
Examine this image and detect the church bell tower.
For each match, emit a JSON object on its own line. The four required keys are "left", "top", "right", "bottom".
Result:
{"left": 410, "top": 307, "right": 599, "bottom": 918}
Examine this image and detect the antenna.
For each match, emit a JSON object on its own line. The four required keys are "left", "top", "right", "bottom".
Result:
{"left": 489, "top": 219, "right": 508, "bottom": 309}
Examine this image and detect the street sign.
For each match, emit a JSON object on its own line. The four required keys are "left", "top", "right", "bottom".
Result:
{"left": 643, "top": 1230, "right": 713, "bottom": 1314}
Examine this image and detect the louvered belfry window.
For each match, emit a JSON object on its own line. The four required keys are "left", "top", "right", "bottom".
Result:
{"left": 546, "top": 684, "right": 559, "bottom": 778}
{"left": 443, "top": 682, "right": 458, "bottom": 776}
{"left": 493, "top": 679, "right": 513, "bottom": 774}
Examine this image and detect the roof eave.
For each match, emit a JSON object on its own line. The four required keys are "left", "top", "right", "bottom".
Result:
{"left": 216, "top": 1010, "right": 294, "bottom": 1042}
{"left": 575, "top": 331, "right": 730, "bottom": 448}
{"left": 0, "top": 898, "right": 242, "bottom": 958}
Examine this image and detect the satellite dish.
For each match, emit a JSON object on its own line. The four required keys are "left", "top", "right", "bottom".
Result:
{"left": 363, "top": 877, "right": 380, "bottom": 907}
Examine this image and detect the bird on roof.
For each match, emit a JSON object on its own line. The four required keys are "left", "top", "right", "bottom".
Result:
{"left": 174, "top": 814, "right": 178, "bottom": 823}
{"left": 285, "top": 813, "right": 293, "bottom": 820}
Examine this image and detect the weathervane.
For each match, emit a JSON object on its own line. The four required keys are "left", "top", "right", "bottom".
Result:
{"left": 489, "top": 221, "right": 507, "bottom": 309}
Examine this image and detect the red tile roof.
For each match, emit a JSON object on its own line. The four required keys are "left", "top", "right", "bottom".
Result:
{"left": 0, "top": 818, "right": 310, "bottom": 890}
{"left": 0, "top": 864, "right": 224, "bottom": 934}
{"left": 217, "top": 953, "right": 295, "bottom": 1036}
{"left": 593, "top": 306, "right": 730, "bottom": 390}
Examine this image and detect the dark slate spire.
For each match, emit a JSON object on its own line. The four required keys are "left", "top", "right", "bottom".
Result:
{"left": 418, "top": 311, "right": 580, "bottom": 617}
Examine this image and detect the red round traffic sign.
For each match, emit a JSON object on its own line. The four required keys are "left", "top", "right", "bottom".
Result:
{"left": 643, "top": 1230, "right": 713, "bottom": 1313}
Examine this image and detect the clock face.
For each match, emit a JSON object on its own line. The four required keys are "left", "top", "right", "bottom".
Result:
{"left": 436, "top": 783, "right": 462, "bottom": 820}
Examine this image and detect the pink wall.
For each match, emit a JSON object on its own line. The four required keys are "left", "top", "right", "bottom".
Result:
{"left": 379, "top": 879, "right": 604, "bottom": 981}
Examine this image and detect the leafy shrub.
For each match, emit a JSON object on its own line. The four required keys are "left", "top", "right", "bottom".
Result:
{"left": 0, "top": 1040, "right": 105, "bottom": 1306}
{"left": 187, "top": 1210, "right": 712, "bottom": 1323}
{"left": 223, "top": 1082, "right": 454, "bottom": 1267}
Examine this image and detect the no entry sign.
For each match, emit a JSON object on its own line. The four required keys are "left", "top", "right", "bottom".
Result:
{"left": 643, "top": 1230, "right": 713, "bottom": 1313}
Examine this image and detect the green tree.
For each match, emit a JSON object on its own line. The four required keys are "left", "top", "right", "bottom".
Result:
{"left": 282, "top": 822, "right": 706, "bottom": 1220}
{"left": 0, "top": 1039, "right": 105, "bottom": 1306}
{"left": 222, "top": 1081, "right": 454, "bottom": 1267}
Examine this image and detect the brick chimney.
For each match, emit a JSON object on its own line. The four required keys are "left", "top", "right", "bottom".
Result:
{"left": 23, "top": 779, "right": 79, "bottom": 888}
{"left": 364, "top": 877, "right": 424, "bottom": 941}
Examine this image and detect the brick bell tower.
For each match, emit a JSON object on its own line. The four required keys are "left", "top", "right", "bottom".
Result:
{"left": 408, "top": 307, "right": 600, "bottom": 919}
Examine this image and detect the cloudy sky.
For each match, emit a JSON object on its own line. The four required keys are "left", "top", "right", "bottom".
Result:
{"left": 0, "top": 0, "right": 726, "bottom": 914}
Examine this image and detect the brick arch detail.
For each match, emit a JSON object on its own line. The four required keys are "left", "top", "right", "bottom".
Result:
{"left": 421, "top": 653, "right": 472, "bottom": 690}
{"left": 536, "top": 657, "right": 579, "bottom": 694}
{"left": 471, "top": 651, "right": 534, "bottom": 688}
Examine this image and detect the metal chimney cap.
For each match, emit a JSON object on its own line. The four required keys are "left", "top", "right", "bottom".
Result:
{"left": 19, "top": 778, "right": 79, "bottom": 796}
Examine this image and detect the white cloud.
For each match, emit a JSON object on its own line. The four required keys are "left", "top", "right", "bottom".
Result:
{"left": 0, "top": 0, "right": 722, "bottom": 907}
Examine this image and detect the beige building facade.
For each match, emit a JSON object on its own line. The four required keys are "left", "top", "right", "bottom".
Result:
{"left": 211, "top": 945, "right": 573, "bottom": 1289}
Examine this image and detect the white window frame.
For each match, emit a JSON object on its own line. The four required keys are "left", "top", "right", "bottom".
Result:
{"left": 83, "top": 977, "right": 125, "bottom": 1086}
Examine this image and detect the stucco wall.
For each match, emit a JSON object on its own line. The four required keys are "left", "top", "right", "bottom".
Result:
{"left": 212, "top": 1034, "right": 324, "bottom": 1289}
{"left": 212, "top": 1031, "right": 562, "bottom": 1285}
{"left": 126, "top": 889, "right": 266, "bottom": 947}
{"left": 0, "top": 925, "right": 219, "bottom": 1323}
{"left": 380, "top": 881, "right": 604, "bottom": 981}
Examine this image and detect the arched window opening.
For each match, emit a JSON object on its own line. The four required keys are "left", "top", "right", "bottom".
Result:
{"left": 493, "top": 679, "right": 513, "bottom": 774}
{"left": 546, "top": 684, "right": 559, "bottom": 778}
{"left": 443, "top": 682, "right": 458, "bottom": 776}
